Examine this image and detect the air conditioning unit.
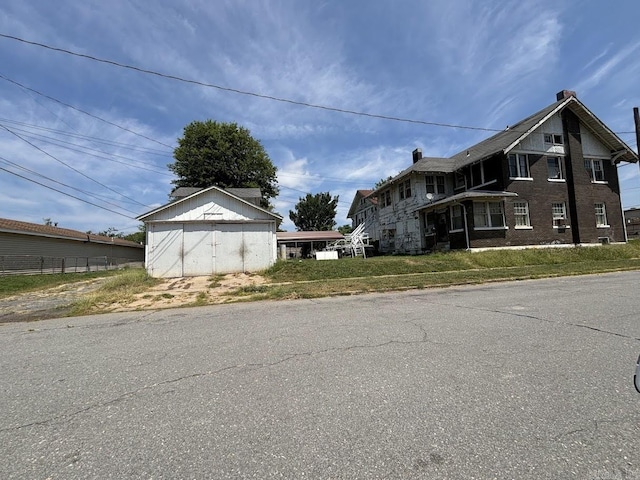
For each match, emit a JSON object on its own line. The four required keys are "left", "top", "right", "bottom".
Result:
{"left": 553, "top": 218, "right": 566, "bottom": 228}
{"left": 598, "top": 236, "right": 610, "bottom": 245}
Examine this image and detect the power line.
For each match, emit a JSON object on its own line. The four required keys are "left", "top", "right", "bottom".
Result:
{"left": 1, "top": 33, "right": 636, "bottom": 142}
{"left": 0, "top": 71, "right": 175, "bottom": 148}
{"left": 0, "top": 166, "right": 136, "bottom": 219}
{"left": 4, "top": 125, "right": 172, "bottom": 177}
{"left": 0, "top": 155, "right": 142, "bottom": 213}
{"left": 0, "top": 33, "right": 536, "bottom": 134}
{"left": 0, "top": 123, "right": 149, "bottom": 207}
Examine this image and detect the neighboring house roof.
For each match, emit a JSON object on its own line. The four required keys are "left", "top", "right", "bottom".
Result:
{"left": 0, "top": 218, "right": 143, "bottom": 248}
{"left": 137, "top": 185, "right": 282, "bottom": 221}
{"left": 170, "top": 187, "right": 203, "bottom": 198}
{"left": 450, "top": 94, "right": 638, "bottom": 169}
{"left": 277, "top": 231, "right": 344, "bottom": 242}
{"left": 347, "top": 189, "right": 376, "bottom": 218}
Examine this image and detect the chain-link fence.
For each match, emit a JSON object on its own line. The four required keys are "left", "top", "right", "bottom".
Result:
{"left": 0, "top": 255, "right": 144, "bottom": 275}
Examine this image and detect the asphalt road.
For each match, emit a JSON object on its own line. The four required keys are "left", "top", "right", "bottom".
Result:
{"left": 1, "top": 271, "right": 640, "bottom": 479}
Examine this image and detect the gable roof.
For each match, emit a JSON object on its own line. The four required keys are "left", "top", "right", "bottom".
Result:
{"left": 450, "top": 95, "right": 638, "bottom": 168}
{"left": 347, "top": 189, "right": 377, "bottom": 218}
{"left": 137, "top": 185, "right": 282, "bottom": 221}
{"left": 0, "top": 218, "right": 143, "bottom": 248}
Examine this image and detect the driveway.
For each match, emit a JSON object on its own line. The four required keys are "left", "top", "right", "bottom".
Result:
{"left": 1, "top": 271, "right": 639, "bottom": 479}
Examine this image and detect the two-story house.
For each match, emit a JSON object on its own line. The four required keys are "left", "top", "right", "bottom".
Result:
{"left": 354, "top": 91, "right": 638, "bottom": 254}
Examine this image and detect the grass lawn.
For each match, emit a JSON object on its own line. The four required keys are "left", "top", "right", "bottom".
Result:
{"left": 0, "top": 270, "right": 124, "bottom": 299}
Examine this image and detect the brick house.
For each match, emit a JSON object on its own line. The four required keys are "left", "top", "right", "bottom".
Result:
{"left": 354, "top": 91, "right": 638, "bottom": 254}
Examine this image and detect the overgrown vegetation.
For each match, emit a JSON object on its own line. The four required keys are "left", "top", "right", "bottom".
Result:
{"left": 0, "top": 270, "right": 122, "bottom": 298}
{"left": 67, "top": 268, "right": 161, "bottom": 316}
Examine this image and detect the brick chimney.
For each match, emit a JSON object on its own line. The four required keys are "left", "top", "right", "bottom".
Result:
{"left": 557, "top": 90, "right": 577, "bottom": 101}
{"left": 412, "top": 148, "right": 423, "bottom": 164}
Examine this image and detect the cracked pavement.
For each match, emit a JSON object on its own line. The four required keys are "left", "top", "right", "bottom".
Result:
{"left": 1, "top": 271, "right": 640, "bottom": 479}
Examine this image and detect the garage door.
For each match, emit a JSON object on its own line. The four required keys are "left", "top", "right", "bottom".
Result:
{"left": 183, "top": 223, "right": 214, "bottom": 276}
{"left": 215, "top": 224, "right": 272, "bottom": 273}
{"left": 148, "top": 223, "right": 183, "bottom": 278}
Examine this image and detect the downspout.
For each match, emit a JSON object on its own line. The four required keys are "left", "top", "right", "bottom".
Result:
{"left": 460, "top": 203, "right": 470, "bottom": 250}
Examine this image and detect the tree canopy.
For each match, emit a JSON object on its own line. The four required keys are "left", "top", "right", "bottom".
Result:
{"left": 289, "top": 192, "right": 339, "bottom": 231}
{"left": 169, "top": 120, "right": 278, "bottom": 208}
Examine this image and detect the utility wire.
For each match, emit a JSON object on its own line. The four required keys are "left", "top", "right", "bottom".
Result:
{"left": 0, "top": 123, "right": 150, "bottom": 207}
{"left": 0, "top": 155, "right": 141, "bottom": 213}
{"left": 0, "top": 166, "right": 136, "bottom": 219}
{"left": 0, "top": 34, "right": 636, "bottom": 139}
{"left": 0, "top": 71, "right": 174, "bottom": 148}
{"left": 0, "top": 33, "right": 560, "bottom": 134}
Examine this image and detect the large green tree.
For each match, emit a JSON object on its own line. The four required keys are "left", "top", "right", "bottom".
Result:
{"left": 289, "top": 192, "right": 339, "bottom": 231}
{"left": 169, "top": 120, "right": 278, "bottom": 208}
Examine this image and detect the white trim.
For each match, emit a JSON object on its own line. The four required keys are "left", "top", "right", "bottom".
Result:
{"left": 597, "top": 225, "right": 611, "bottom": 228}
{"left": 547, "top": 179, "right": 566, "bottom": 183}
{"left": 553, "top": 225, "right": 571, "bottom": 229}
{"left": 509, "top": 177, "right": 533, "bottom": 181}
{"left": 449, "top": 228, "right": 464, "bottom": 234}
{"left": 514, "top": 226, "right": 534, "bottom": 230}
{"left": 474, "top": 226, "right": 509, "bottom": 231}
{"left": 591, "top": 180, "right": 609, "bottom": 185}
{"left": 468, "top": 179, "right": 497, "bottom": 190}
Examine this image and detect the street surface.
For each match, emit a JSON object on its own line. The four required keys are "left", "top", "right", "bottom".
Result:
{"left": 1, "top": 271, "right": 640, "bottom": 479}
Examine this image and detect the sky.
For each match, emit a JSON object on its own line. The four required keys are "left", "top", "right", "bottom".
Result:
{"left": 1, "top": 0, "right": 639, "bottom": 234}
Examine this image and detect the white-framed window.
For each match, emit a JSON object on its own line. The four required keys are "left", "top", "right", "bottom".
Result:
{"left": 398, "top": 180, "right": 411, "bottom": 200}
{"left": 547, "top": 157, "right": 564, "bottom": 180}
{"left": 595, "top": 203, "right": 608, "bottom": 227}
{"left": 544, "top": 133, "right": 564, "bottom": 145}
{"left": 508, "top": 154, "right": 530, "bottom": 179}
{"left": 450, "top": 205, "right": 463, "bottom": 231}
{"left": 552, "top": 202, "right": 567, "bottom": 227}
{"left": 513, "top": 201, "right": 531, "bottom": 228}
{"left": 380, "top": 189, "right": 392, "bottom": 207}
{"left": 454, "top": 172, "right": 466, "bottom": 190}
{"left": 584, "top": 159, "right": 605, "bottom": 182}
{"left": 426, "top": 175, "right": 445, "bottom": 195}
{"left": 474, "top": 201, "right": 505, "bottom": 229}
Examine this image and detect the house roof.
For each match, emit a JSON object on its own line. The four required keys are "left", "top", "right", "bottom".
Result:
{"left": 450, "top": 94, "right": 638, "bottom": 168}
{"left": 413, "top": 190, "right": 519, "bottom": 212}
{"left": 0, "top": 218, "right": 144, "bottom": 248}
{"left": 277, "top": 231, "right": 344, "bottom": 242}
{"left": 346, "top": 189, "right": 377, "bottom": 218}
{"left": 137, "top": 185, "right": 282, "bottom": 221}
{"left": 170, "top": 187, "right": 203, "bottom": 198}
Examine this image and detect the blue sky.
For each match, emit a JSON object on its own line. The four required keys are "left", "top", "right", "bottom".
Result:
{"left": 1, "top": 0, "right": 639, "bottom": 234}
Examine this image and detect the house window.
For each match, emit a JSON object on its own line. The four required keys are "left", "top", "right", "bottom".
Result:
{"left": 584, "top": 159, "right": 605, "bottom": 182}
{"left": 398, "top": 180, "right": 411, "bottom": 200}
{"left": 552, "top": 202, "right": 567, "bottom": 227}
{"left": 508, "top": 154, "right": 530, "bottom": 178}
{"left": 426, "top": 175, "right": 445, "bottom": 194}
{"left": 454, "top": 172, "right": 466, "bottom": 190}
{"left": 544, "top": 133, "right": 563, "bottom": 145}
{"left": 450, "top": 205, "right": 463, "bottom": 230}
{"left": 547, "top": 157, "right": 564, "bottom": 180}
{"left": 595, "top": 203, "right": 608, "bottom": 227}
{"left": 473, "top": 201, "right": 505, "bottom": 229}
{"left": 381, "top": 189, "right": 392, "bottom": 207}
{"left": 471, "top": 162, "right": 484, "bottom": 186}
{"left": 513, "top": 201, "right": 531, "bottom": 228}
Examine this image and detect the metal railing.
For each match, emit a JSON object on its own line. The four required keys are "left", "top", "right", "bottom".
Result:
{"left": 0, "top": 255, "right": 144, "bottom": 275}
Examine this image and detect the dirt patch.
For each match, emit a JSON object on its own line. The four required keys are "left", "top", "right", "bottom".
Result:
{"left": 0, "top": 273, "right": 268, "bottom": 322}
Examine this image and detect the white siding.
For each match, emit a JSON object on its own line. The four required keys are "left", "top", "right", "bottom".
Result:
{"left": 580, "top": 126, "right": 611, "bottom": 158}
{"left": 518, "top": 113, "right": 565, "bottom": 155}
{"left": 183, "top": 224, "right": 214, "bottom": 276}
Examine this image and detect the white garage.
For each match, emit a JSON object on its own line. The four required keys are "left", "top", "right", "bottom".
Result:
{"left": 137, "top": 187, "right": 281, "bottom": 278}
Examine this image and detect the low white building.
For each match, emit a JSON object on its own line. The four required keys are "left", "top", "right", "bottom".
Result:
{"left": 137, "top": 187, "right": 281, "bottom": 278}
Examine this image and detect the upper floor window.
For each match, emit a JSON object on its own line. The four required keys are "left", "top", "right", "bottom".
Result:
{"left": 508, "top": 154, "right": 530, "bottom": 179}
{"left": 584, "top": 159, "right": 605, "bottom": 182}
{"left": 380, "top": 189, "right": 392, "bottom": 207}
{"left": 544, "top": 133, "right": 563, "bottom": 145}
{"left": 474, "top": 201, "right": 505, "bottom": 229}
{"left": 454, "top": 172, "right": 466, "bottom": 190}
{"left": 547, "top": 157, "right": 565, "bottom": 180}
{"left": 398, "top": 180, "right": 411, "bottom": 200}
{"left": 426, "top": 175, "right": 445, "bottom": 194}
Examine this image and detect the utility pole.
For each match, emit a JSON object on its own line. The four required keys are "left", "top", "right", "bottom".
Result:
{"left": 635, "top": 107, "right": 640, "bottom": 158}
